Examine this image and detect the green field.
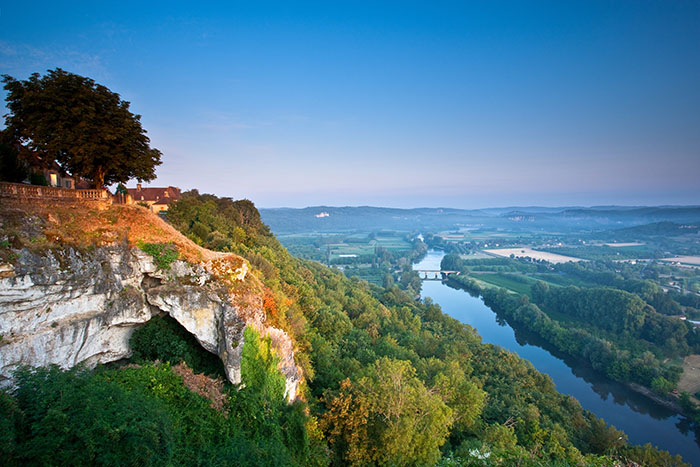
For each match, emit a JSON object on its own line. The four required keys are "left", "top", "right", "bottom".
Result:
{"left": 328, "top": 244, "right": 375, "bottom": 259}
{"left": 459, "top": 251, "right": 494, "bottom": 259}
{"left": 470, "top": 273, "right": 536, "bottom": 296}
{"left": 541, "top": 244, "right": 656, "bottom": 260}
{"left": 445, "top": 231, "right": 521, "bottom": 242}
{"left": 320, "top": 235, "right": 413, "bottom": 262}
{"left": 277, "top": 230, "right": 414, "bottom": 263}
{"left": 531, "top": 273, "right": 579, "bottom": 287}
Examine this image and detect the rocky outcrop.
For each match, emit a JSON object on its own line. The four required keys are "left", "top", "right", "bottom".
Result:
{"left": 0, "top": 244, "right": 301, "bottom": 400}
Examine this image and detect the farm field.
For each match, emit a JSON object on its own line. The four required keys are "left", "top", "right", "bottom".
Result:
{"left": 372, "top": 236, "right": 413, "bottom": 251}
{"left": 541, "top": 244, "right": 656, "bottom": 260}
{"left": 441, "top": 229, "right": 527, "bottom": 242}
{"left": 324, "top": 235, "right": 413, "bottom": 262}
{"left": 604, "top": 242, "right": 645, "bottom": 247}
{"left": 484, "top": 247, "right": 583, "bottom": 264}
{"left": 679, "top": 355, "right": 700, "bottom": 404}
{"left": 530, "top": 273, "right": 580, "bottom": 287}
{"left": 661, "top": 256, "right": 700, "bottom": 266}
{"left": 469, "top": 271, "right": 568, "bottom": 297}
{"left": 327, "top": 244, "right": 374, "bottom": 258}
{"left": 459, "top": 251, "right": 495, "bottom": 260}
{"left": 470, "top": 272, "right": 536, "bottom": 296}
{"left": 277, "top": 230, "right": 414, "bottom": 263}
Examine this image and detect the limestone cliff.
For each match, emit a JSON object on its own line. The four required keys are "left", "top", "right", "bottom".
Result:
{"left": 0, "top": 204, "right": 302, "bottom": 400}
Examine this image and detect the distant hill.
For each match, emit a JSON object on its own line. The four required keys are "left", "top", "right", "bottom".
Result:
{"left": 500, "top": 206, "right": 700, "bottom": 227}
{"left": 260, "top": 205, "right": 700, "bottom": 234}
{"left": 612, "top": 221, "right": 700, "bottom": 237}
{"left": 559, "top": 206, "right": 700, "bottom": 221}
{"left": 260, "top": 206, "right": 487, "bottom": 233}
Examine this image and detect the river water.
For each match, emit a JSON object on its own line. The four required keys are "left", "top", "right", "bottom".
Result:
{"left": 414, "top": 250, "right": 700, "bottom": 465}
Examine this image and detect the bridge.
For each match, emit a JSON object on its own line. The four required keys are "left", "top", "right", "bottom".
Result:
{"left": 415, "top": 270, "right": 461, "bottom": 280}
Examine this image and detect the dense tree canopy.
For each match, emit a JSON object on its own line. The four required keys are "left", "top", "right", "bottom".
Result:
{"left": 1, "top": 69, "right": 162, "bottom": 187}
{"left": 322, "top": 358, "right": 454, "bottom": 465}
{"left": 166, "top": 190, "right": 270, "bottom": 250}
{"left": 441, "top": 253, "right": 465, "bottom": 272}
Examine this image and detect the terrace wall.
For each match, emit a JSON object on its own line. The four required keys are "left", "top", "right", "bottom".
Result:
{"left": 0, "top": 181, "right": 113, "bottom": 208}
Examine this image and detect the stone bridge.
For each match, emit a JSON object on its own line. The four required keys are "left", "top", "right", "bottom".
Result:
{"left": 415, "top": 270, "right": 461, "bottom": 280}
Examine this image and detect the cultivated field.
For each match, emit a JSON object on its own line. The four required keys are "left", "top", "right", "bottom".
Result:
{"left": 326, "top": 235, "right": 412, "bottom": 261}
{"left": 661, "top": 256, "right": 700, "bottom": 266}
{"left": 679, "top": 355, "right": 700, "bottom": 403}
{"left": 471, "top": 273, "right": 535, "bottom": 296}
{"left": 459, "top": 251, "right": 495, "bottom": 260}
{"left": 484, "top": 247, "right": 584, "bottom": 264}
{"left": 604, "top": 242, "right": 645, "bottom": 247}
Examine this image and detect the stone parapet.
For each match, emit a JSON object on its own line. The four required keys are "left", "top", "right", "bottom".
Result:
{"left": 0, "top": 181, "right": 109, "bottom": 201}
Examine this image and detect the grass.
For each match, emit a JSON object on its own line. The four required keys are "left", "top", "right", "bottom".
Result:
{"left": 541, "top": 245, "right": 655, "bottom": 261}
{"left": 455, "top": 231, "right": 525, "bottom": 241}
{"left": 0, "top": 202, "right": 230, "bottom": 264}
{"left": 326, "top": 236, "right": 412, "bottom": 260}
{"left": 470, "top": 273, "right": 535, "bottom": 296}
{"left": 328, "top": 244, "right": 375, "bottom": 259}
{"left": 137, "top": 241, "right": 179, "bottom": 270}
{"left": 459, "top": 251, "right": 495, "bottom": 260}
{"left": 531, "top": 273, "right": 578, "bottom": 287}
{"left": 278, "top": 231, "right": 413, "bottom": 264}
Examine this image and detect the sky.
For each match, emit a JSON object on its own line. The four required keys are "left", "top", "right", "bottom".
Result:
{"left": 1, "top": 1, "right": 699, "bottom": 208}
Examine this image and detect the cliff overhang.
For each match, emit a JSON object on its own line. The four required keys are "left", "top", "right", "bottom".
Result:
{"left": 0, "top": 204, "right": 302, "bottom": 400}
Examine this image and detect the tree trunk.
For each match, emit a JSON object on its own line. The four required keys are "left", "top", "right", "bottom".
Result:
{"left": 93, "top": 166, "right": 105, "bottom": 189}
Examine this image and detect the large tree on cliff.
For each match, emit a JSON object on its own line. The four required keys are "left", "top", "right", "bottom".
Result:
{"left": 2, "top": 69, "right": 162, "bottom": 188}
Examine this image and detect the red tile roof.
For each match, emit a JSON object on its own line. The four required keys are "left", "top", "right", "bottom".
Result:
{"left": 127, "top": 185, "right": 181, "bottom": 204}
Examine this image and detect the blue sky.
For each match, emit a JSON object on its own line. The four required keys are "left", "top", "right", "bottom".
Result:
{"left": 1, "top": 1, "right": 699, "bottom": 208}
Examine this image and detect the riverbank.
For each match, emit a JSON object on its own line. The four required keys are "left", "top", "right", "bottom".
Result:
{"left": 444, "top": 275, "right": 690, "bottom": 417}
{"left": 413, "top": 250, "right": 700, "bottom": 464}
{"left": 627, "top": 382, "right": 684, "bottom": 413}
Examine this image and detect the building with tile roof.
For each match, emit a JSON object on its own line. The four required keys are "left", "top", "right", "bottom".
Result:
{"left": 127, "top": 184, "right": 181, "bottom": 213}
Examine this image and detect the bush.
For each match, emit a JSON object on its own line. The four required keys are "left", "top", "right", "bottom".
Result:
{"left": 9, "top": 365, "right": 173, "bottom": 466}
{"left": 29, "top": 172, "right": 48, "bottom": 186}
{"left": 0, "top": 390, "right": 20, "bottom": 462}
{"left": 136, "top": 241, "right": 179, "bottom": 270}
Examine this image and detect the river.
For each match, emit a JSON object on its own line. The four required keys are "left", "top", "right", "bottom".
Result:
{"left": 414, "top": 250, "right": 700, "bottom": 465}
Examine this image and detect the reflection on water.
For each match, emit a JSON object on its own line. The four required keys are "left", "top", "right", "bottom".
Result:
{"left": 414, "top": 250, "right": 700, "bottom": 465}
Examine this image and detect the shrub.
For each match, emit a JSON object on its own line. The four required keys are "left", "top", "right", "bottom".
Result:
{"left": 137, "top": 241, "right": 179, "bottom": 270}
{"left": 9, "top": 365, "right": 173, "bottom": 466}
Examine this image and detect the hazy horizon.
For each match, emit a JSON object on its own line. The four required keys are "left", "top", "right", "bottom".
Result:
{"left": 2, "top": 1, "right": 699, "bottom": 208}
{"left": 258, "top": 202, "right": 700, "bottom": 211}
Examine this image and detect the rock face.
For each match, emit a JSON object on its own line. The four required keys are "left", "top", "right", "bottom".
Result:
{"left": 0, "top": 244, "right": 301, "bottom": 400}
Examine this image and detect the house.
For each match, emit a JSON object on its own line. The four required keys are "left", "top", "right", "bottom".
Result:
{"left": 29, "top": 158, "right": 77, "bottom": 189}
{"left": 127, "top": 184, "right": 181, "bottom": 213}
{"left": 44, "top": 165, "right": 76, "bottom": 189}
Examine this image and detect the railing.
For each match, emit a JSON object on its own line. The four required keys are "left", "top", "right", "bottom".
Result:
{"left": 112, "top": 192, "right": 134, "bottom": 204}
{"left": 0, "top": 181, "right": 109, "bottom": 201}
{"left": 76, "top": 189, "right": 108, "bottom": 199}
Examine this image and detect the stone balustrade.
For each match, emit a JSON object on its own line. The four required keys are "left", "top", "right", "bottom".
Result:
{"left": 0, "top": 181, "right": 110, "bottom": 201}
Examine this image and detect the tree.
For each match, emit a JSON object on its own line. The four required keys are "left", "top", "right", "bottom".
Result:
{"left": 0, "top": 140, "right": 27, "bottom": 183}
{"left": 10, "top": 365, "right": 173, "bottom": 466}
{"left": 322, "top": 358, "right": 453, "bottom": 465}
{"left": 440, "top": 253, "right": 464, "bottom": 272}
{"left": 531, "top": 280, "right": 550, "bottom": 303}
{"left": 2, "top": 69, "right": 162, "bottom": 188}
